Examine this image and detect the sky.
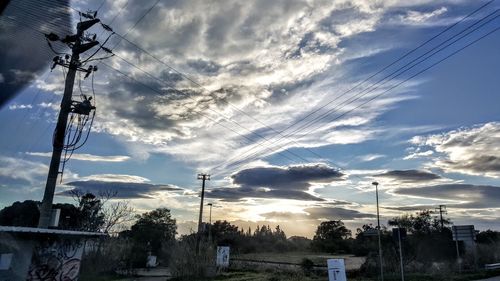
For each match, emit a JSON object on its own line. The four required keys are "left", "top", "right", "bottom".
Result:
{"left": 0, "top": 0, "right": 499, "bottom": 237}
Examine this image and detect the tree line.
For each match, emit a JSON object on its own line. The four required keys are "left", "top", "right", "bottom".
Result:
{"left": 1, "top": 195, "right": 499, "bottom": 278}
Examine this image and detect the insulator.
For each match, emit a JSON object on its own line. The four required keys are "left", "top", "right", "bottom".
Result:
{"left": 45, "top": 33, "right": 60, "bottom": 41}
{"left": 101, "top": 23, "right": 113, "bottom": 32}
{"left": 102, "top": 47, "right": 112, "bottom": 54}
{"left": 93, "top": 66, "right": 98, "bottom": 71}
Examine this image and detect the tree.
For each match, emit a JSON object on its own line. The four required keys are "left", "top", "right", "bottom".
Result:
{"left": 388, "top": 210, "right": 450, "bottom": 234}
{"left": 0, "top": 200, "right": 39, "bottom": 227}
{"left": 0, "top": 200, "right": 83, "bottom": 230}
{"left": 127, "top": 208, "right": 177, "bottom": 257}
{"left": 102, "top": 201, "right": 135, "bottom": 233}
{"left": 312, "top": 220, "right": 351, "bottom": 253}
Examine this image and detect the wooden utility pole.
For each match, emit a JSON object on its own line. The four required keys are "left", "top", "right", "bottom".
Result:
{"left": 195, "top": 173, "right": 210, "bottom": 254}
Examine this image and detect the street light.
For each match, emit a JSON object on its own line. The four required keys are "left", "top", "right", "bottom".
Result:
{"left": 372, "top": 181, "right": 384, "bottom": 281}
{"left": 207, "top": 203, "right": 213, "bottom": 244}
{"left": 207, "top": 203, "right": 213, "bottom": 225}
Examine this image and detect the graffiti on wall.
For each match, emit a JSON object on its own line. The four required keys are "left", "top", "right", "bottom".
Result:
{"left": 27, "top": 239, "right": 84, "bottom": 281}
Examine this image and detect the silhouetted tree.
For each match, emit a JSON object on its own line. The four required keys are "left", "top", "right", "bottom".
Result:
{"left": 312, "top": 220, "right": 351, "bottom": 253}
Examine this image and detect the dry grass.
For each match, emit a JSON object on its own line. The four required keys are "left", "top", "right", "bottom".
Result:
{"left": 233, "top": 251, "right": 365, "bottom": 270}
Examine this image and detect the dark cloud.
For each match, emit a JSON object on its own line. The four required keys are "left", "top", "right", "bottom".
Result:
{"left": 187, "top": 59, "right": 221, "bottom": 76}
{"left": 305, "top": 207, "right": 376, "bottom": 220}
{"left": 0, "top": 0, "right": 71, "bottom": 107}
{"left": 440, "top": 155, "right": 500, "bottom": 176}
{"left": 393, "top": 184, "right": 500, "bottom": 209}
{"left": 58, "top": 180, "right": 183, "bottom": 199}
{"left": 374, "top": 169, "right": 441, "bottom": 182}
{"left": 261, "top": 207, "right": 375, "bottom": 221}
{"left": 208, "top": 164, "right": 344, "bottom": 201}
{"left": 208, "top": 187, "right": 324, "bottom": 202}
{"left": 383, "top": 205, "right": 438, "bottom": 211}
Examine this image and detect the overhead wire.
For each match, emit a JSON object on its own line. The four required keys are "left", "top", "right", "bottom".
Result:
{"left": 100, "top": 61, "right": 301, "bottom": 164}
{"left": 209, "top": 6, "right": 500, "bottom": 175}
{"left": 105, "top": 0, "right": 498, "bottom": 178}
{"left": 109, "top": 52, "right": 321, "bottom": 165}
{"left": 216, "top": 26, "right": 500, "bottom": 176}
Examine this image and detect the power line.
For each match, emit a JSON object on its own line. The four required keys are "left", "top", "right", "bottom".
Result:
{"left": 105, "top": 0, "right": 497, "bottom": 176}
{"left": 100, "top": 60, "right": 302, "bottom": 164}
{"left": 211, "top": 7, "right": 499, "bottom": 175}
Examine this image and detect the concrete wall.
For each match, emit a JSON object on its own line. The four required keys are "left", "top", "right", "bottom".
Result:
{"left": 0, "top": 233, "right": 85, "bottom": 281}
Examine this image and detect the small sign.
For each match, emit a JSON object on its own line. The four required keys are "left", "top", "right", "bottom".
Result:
{"left": 327, "top": 259, "right": 347, "bottom": 281}
{"left": 0, "top": 253, "right": 13, "bottom": 270}
{"left": 216, "top": 246, "right": 230, "bottom": 267}
{"left": 452, "top": 225, "right": 475, "bottom": 241}
{"left": 146, "top": 255, "right": 157, "bottom": 268}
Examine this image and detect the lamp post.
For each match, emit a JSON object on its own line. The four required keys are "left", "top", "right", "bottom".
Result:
{"left": 372, "top": 181, "right": 384, "bottom": 281}
{"left": 207, "top": 203, "right": 213, "bottom": 225}
{"left": 207, "top": 203, "right": 213, "bottom": 244}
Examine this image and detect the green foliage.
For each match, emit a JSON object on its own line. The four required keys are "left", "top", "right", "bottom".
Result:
{"left": 120, "top": 208, "right": 177, "bottom": 266}
{"left": 312, "top": 220, "right": 351, "bottom": 253}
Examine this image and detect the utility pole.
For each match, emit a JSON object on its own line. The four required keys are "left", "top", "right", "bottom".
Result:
{"left": 372, "top": 181, "right": 384, "bottom": 281}
{"left": 207, "top": 203, "right": 213, "bottom": 243}
{"left": 196, "top": 173, "right": 210, "bottom": 254}
{"left": 38, "top": 17, "right": 101, "bottom": 228}
{"left": 435, "top": 205, "right": 447, "bottom": 229}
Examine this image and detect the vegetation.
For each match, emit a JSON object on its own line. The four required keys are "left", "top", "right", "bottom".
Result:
{"left": 1, "top": 198, "right": 499, "bottom": 280}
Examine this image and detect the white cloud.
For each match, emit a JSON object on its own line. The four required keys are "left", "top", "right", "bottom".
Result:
{"left": 402, "top": 7, "right": 448, "bottom": 24}
{"left": 403, "top": 149, "right": 434, "bottom": 160}
{"left": 358, "top": 154, "right": 386, "bottom": 162}
{"left": 78, "top": 174, "right": 151, "bottom": 183}
{"left": 26, "top": 152, "right": 130, "bottom": 162}
{"left": 0, "top": 156, "right": 48, "bottom": 185}
{"left": 409, "top": 122, "right": 500, "bottom": 178}
{"left": 8, "top": 104, "right": 33, "bottom": 110}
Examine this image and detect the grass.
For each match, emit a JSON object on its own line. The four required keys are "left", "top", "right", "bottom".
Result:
{"left": 233, "top": 251, "right": 365, "bottom": 270}
{"left": 170, "top": 269, "right": 324, "bottom": 281}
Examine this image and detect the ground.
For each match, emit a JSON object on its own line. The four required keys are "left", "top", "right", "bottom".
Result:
{"left": 233, "top": 251, "right": 365, "bottom": 270}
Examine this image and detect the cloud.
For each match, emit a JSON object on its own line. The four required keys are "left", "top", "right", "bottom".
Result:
{"left": 26, "top": 152, "right": 130, "bottom": 162}
{"left": 409, "top": 122, "right": 500, "bottom": 178}
{"left": 208, "top": 163, "right": 344, "bottom": 201}
{"left": 374, "top": 169, "right": 441, "bottom": 182}
{"left": 31, "top": 0, "right": 430, "bottom": 171}
{"left": 261, "top": 206, "right": 375, "bottom": 221}
{"left": 403, "top": 149, "right": 433, "bottom": 160}
{"left": 401, "top": 7, "right": 448, "bottom": 24}
{"left": 8, "top": 104, "right": 32, "bottom": 110}
{"left": 59, "top": 179, "right": 183, "bottom": 199}
{"left": 357, "top": 154, "right": 385, "bottom": 162}
{"left": 392, "top": 184, "right": 500, "bottom": 209}
{"left": 0, "top": 156, "right": 48, "bottom": 185}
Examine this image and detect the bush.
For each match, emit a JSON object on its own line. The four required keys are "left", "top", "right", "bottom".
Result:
{"left": 300, "top": 258, "right": 314, "bottom": 275}
{"left": 169, "top": 235, "right": 216, "bottom": 280}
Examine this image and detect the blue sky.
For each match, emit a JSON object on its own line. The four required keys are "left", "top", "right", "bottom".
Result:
{"left": 1, "top": 0, "right": 499, "bottom": 237}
